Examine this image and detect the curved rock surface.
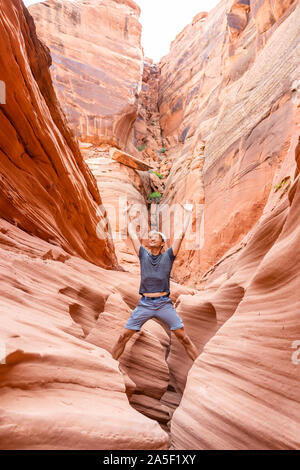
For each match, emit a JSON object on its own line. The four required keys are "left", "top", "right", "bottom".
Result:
{"left": 0, "top": 217, "right": 170, "bottom": 449}
{"left": 170, "top": 132, "right": 300, "bottom": 449}
{"left": 86, "top": 292, "right": 171, "bottom": 424}
{"left": 0, "top": 0, "right": 118, "bottom": 269}
{"left": 29, "top": 0, "right": 143, "bottom": 149}
{"left": 0, "top": 0, "right": 170, "bottom": 449}
{"left": 1, "top": 0, "right": 300, "bottom": 452}
{"left": 158, "top": 0, "right": 300, "bottom": 284}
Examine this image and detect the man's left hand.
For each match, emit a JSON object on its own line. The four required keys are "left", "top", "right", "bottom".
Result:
{"left": 178, "top": 199, "right": 194, "bottom": 213}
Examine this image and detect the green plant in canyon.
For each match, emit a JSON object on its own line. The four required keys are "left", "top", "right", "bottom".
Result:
{"left": 274, "top": 176, "right": 291, "bottom": 192}
{"left": 149, "top": 191, "right": 162, "bottom": 202}
{"left": 151, "top": 170, "right": 163, "bottom": 179}
{"left": 137, "top": 143, "right": 146, "bottom": 152}
{"left": 159, "top": 148, "right": 167, "bottom": 154}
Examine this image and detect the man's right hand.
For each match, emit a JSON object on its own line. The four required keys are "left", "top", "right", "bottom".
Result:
{"left": 123, "top": 201, "right": 131, "bottom": 215}
{"left": 123, "top": 202, "right": 141, "bottom": 256}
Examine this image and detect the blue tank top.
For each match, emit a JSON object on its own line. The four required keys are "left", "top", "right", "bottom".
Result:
{"left": 138, "top": 245, "right": 176, "bottom": 295}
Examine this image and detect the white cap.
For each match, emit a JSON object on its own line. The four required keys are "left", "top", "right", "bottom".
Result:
{"left": 156, "top": 231, "right": 166, "bottom": 242}
{"left": 149, "top": 230, "right": 166, "bottom": 242}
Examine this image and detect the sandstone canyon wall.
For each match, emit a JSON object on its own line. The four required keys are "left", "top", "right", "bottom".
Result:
{"left": 0, "top": 0, "right": 119, "bottom": 269}
{"left": 0, "top": 0, "right": 299, "bottom": 451}
{"left": 29, "top": 0, "right": 143, "bottom": 150}
{"left": 0, "top": 218, "right": 172, "bottom": 449}
{"left": 0, "top": 0, "right": 182, "bottom": 449}
{"left": 157, "top": 0, "right": 300, "bottom": 449}
{"left": 170, "top": 132, "right": 300, "bottom": 449}
{"left": 158, "top": 0, "right": 300, "bottom": 285}
{"left": 28, "top": 0, "right": 160, "bottom": 267}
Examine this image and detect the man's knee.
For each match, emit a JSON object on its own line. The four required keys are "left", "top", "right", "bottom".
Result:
{"left": 173, "top": 328, "right": 190, "bottom": 345}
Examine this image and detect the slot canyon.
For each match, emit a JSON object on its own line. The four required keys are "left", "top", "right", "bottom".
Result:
{"left": 0, "top": 0, "right": 299, "bottom": 450}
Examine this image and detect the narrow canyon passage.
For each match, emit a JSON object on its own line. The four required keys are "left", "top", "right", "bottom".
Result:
{"left": 0, "top": 0, "right": 299, "bottom": 451}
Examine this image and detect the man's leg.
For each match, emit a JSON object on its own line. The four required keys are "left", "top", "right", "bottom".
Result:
{"left": 173, "top": 327, "right": 199, "bottom": 361}
{"left": 153, "top": 299, "right": 198, "bottom": 361}
{"left": 112, "top": 329, "right": 137, "bottom": 360}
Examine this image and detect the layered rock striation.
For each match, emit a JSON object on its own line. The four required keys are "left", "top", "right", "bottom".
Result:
{"left": 0, "top": 217, "right": 170, "bottom": 449}
{"left": 0, "top": 0, "right": 118, "bottom": 269}
{"left": 170, "top": 132, "right": 300, "bottom": 450}
{"left": 29, "top": 0, "right": 143, "bottom": 149}
{"left": 1, "top": 0, "right": 300, "bottom": 451}
{"left": 158, "top": 0, "right": 300, "bottom": 284}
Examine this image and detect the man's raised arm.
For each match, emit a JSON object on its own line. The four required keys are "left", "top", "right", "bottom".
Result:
{"left": 123, "top": 202, "right": 141, "bottom": 257}
{"left": 171, "top": 201, "right": 193, "bottom": 257}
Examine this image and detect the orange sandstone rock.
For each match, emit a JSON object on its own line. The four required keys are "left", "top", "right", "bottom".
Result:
{"left": 0, "top": 217, "right": 169, "bottom": 449}
{"left": 171, "top": 138, "right": 300, "bottom": 449}
{"left": 158, "top": 0, "right": 300, "bottom": 285}
{"left": 29, "top": 0, "right": 143, "bottom": 149}
{"left": 0, "top": 0, "right": 118, "bottom": 269}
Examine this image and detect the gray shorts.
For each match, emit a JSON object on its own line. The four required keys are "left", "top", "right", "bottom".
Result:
{"left": 125, "top": 295, "right": 184, "bottom": 332}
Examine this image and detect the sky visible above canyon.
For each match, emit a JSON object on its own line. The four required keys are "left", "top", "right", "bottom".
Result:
{"left": 24, "top": 0, "right": 219, "bottom": 62}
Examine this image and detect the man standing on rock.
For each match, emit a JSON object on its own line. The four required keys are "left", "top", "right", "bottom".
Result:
{"left": 112, "top": 201, "right": 199, "bottom": 362}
